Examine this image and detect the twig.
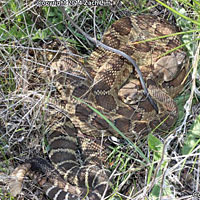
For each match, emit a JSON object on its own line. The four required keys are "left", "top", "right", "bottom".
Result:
{"left": 177, "top": 34, "right": 200, "bottom": 134}
{"left": 59, "top": 7, "right": 158, "bottom": 113}
{"left": 144, "top": 135, "right": 174, "bottom": 198}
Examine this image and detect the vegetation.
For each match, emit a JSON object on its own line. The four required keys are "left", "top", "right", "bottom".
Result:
{"left": 0, "top": 0, "right": 199, "bottom": 199}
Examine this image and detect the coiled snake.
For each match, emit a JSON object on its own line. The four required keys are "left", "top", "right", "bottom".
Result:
{"left": 9, "top": 15, "right": 188, "bottom": 200}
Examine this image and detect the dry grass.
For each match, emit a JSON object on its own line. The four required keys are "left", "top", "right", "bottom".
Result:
{"left": 0, "top": 0, "right": 199, "bottom": 200}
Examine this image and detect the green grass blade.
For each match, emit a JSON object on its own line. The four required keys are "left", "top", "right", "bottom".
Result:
{"left": 73, "top": 96, "right": 150, "bottom": 163}
{"left": 155, "top": 0, "right": 200, "bottom": 25}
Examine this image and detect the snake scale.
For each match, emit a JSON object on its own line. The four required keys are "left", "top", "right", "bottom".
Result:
{"left": 9, "top": 15, "right": 188, "bottom": 200}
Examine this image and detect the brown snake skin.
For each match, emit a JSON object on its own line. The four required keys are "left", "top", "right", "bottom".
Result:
{"left": 9, "top": 15, "right": 188, "bottom": 200}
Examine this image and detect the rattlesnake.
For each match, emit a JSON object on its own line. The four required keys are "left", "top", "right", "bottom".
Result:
{"left": 9, "top": 15, "right": 188, "bottom": 200}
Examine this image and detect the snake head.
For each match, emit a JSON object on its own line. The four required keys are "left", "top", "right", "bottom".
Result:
{"left": 154, "top": 51, "right": 187, "bottom": 82}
